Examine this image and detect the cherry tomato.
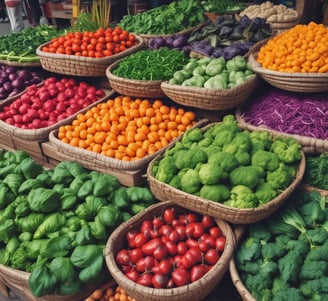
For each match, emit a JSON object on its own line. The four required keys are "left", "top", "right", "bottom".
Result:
{"left": 137, "top": 273, "right": 153, "bottom": 287}
{"left": 141, "top": 220, "right": 153, "bottom": 233}
{"left": 215, "top": 236, "right": 226, "bottom": 253}
{"left": 171, "top": 268, "right": 191, "bottom": 287}
{"left": 209, "top": 226, "right": 222, "bottom": 238}
{"left": 129, "top": 248, "right": 143, "bottom": 264}
{"left": 134, "top": 232, "right": 149, "bottom": 248}
{"left": 141, "top": 238, "right": 163, "bottom": 256}
{"left": 172, "top": 219, "right": 183, "bottom": 227}
{"left": 201, "top": 215, "right": 215, "bottom": 228}
{"left": 126, "top": 231, "right": 138, "bottom": 248}
{"left": 152, "top": 259, "right": 172, "bottom": 275}
{"left": 177, "top": 241, "right": 188, "bottom": 255}
{"left": 174, "top": 225, "right": 186, "bottom": 241}
{"left": 165, "top": 240, "right": 177, "bottom": 256}
{"left": 190, "top": 264, "right": 208, "bottom": 282}
{"left": 153, "top": 244, "right": 168, "bottom": 260}
{"left": 168, "top": 230, "right": 180, "bottom": 242}
{"left": 135, "top": 256, "right": 156, "bottom": 273}
{"left": 163, "top": 208, "right": 175, "bottom": 224}
{"left": 152, "top": 273, "right": 169, "bottom": 288}
{"left": 125, "top": 267, "right": 140, "bottom": 282}
{"left": 186, "top": 238, "right": 199, "bottom": 249}
{"left": 116, "top": 249, "right": 130, "bottom": 266}
{"left": 152, "top": 216, "right": 164, "bottom": 228}
{"left": 159, "top": 224, "right": 173, "bottom": 237}
{"left": 186, "top": 213, "right": 199, "bottom": 224}
{"left": 204, "top": 248, "right": 220, "bottom": 265}
{"left": 185, "top": 222, "right": 204, "bottom": 239}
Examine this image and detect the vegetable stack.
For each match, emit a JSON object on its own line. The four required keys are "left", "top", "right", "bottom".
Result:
{"left": 0, "top": 150, "right": 156, "bottom": 297}
{"left": 234, "top": 188, "right": 328, "bottom": 300}
{"left": 151, "top": 114, "right": 303, "bottom": 209}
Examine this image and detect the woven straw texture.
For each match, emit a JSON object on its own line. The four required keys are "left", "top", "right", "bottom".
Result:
{"left": 105, "top": 201, "right": 235, "bottom": 301}
{"left": 248, "top": 39, "right": 328, "bottom": 93}
{"left": 235, "top": 107, "right": 328, "bottom": 154}
{"left": 48, "top": 118, "right": 209, "bottom": 172}
{"left": 106, "top": 60, "right": 165, "bottom": 98}
{"left": 0, "top": 88, "right": 113, "bottom": 142}
{"left": 36, "top": 35, "right": 145, "bottom": 77}
{"left": 0, "top": 59, "right": 41, "bottom": 68}
{"left": 0, "top": 263, "right": 97, "bottom": 301}
{"left": 146, "top": 123, "right": 306, "bottom": 224}
{"left": 160, "top": 74, "right": 259, "bottom": 111}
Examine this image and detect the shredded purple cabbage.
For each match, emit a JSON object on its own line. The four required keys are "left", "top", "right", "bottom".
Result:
{"left": 240, "top": 88, "right": 328, "bottom": 139}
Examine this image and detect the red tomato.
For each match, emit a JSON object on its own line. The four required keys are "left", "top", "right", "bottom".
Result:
{"left": 129, "top": 248, "right": 143, "bottom": 264}
{"left": 177, "top": 241, "right": 188, "bottom": 255}
{"left": 204, "top": 249, "right": 220, "bottom": 265}
{"left": 209, "top": 226, "right": 222, "bottom": 238}
{"left": 137, "top": 273, "right": 153, "bottom": 287}
{"left": 135, "top": 256, "right": 156, "bottom": 273}
{"left": 141, "top": 220, "right": 153, "bottom": 233}
{"left": 171, "top": 268, "right": 191, "bottom": 287}
{"left": 174, "top": 225, "right": 186, "bottom": 241}
{"left": 159, "top": 224, "right": 173, "bottom": 237}
{"left": 168, "top": 230, "right": 180, "bottom": 242}
{"left": 116, "top": 249, "right": 130, "bottom": 266}
{"left": 152, "top": 259, "right": 172, "bottom": 275}
{"left": 215, "top": 236, "right": 226, "bottom": 253}
{"left": 141, "top": 238, "right": 163, "bottom": 256}
{"left": 134, "top": 232, "right": 149, "bottom": 248}
{"left": 153, "top": 244, "right": 168, "bottom": 260}
{"left": 185, "top": 222, "right": 204, "bottom": 239}
{"left": 152, "top": 216, "right": 164, "bottom": 228}
{"left": 201, "top": 215, "right": 215, "bottom": 228}
{"left": 190, "top": 264, "right": 208, "bottom": 282}
{"left": 164, "top": 240, "right": 177, "bottom": 256}
{"left": 152, "top": 273, "right": 169, "bottom": 288}
{"left": 163, "top": 208, "right": 175, "bottom": 224}
{"left": 125, "top": 268, "right": 140, "bottom": 282}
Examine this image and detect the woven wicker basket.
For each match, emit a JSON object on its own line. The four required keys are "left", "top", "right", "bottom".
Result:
{"left": 36, "top": 35, "right": 145, "bottom": 77}
{"left": 248, "top": 39, "right": 328, "bottom": 93}
{"left": 106, "top": 60, "right": 165, "bottom": 98}
{"left": 0, "top": 263, "right": 97, "bottom": 301}
{"left": 0, "top": 59, "right": 41, "bottom": 68}
{"left": 146, "top": 123, "right": 306, "bottom": 224}
{"left": 160, "top": 74, "right": 259, "bottom": 111}
{"left": 235, "top": 107, "right": 328, "bottom": 154}
{"left": 0, "top": 87, "right": 113, "bottom": 142}
{"left": 105, "top": 201, "right": 235, "bottom": 301}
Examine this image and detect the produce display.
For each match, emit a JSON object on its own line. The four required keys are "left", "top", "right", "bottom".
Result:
{"left": 0, "top": 25, "right": 63, "bottom": 63}
{"left": 235, "top": 188, "right": 328, "bottom": 300}
{"left": 118, "top": 0, "right": 205, "bottom": 35}
{"left": 238, "top": 87, "right": 328, "bottom": 140}
{"left": 187, "top": 15, "right": 272, "bottom": 59}
{"left": 168, "top": 55, "right": 254, "bottom": 89}
{"left": 0, "top": 65, "right": 42, "bottom": 100}
{"left": 115, "top": 208, "right": 226, "bottom": 288}
{"left": 239, "top": 1, "right": 299, "bottom": 23}
{"left": 147, "top": 34, "right": 190, "bottom": 53}
{"left": 151, "top": 115, "right": 302, "bottom": 208}
{"left": 57, "top": 96, "right": 196, "bottom": 160}
{"left": 0, "top": 149, "right": 156, "bottom": 297}
{"left": 303, "top": 153, "right": 328, "bottom": 190}
{"left": 257, "top": 22, "right": 328, "bottom": 72}
{"left": 40, "top": 27, "right": 138, "bottom": 58}
{"left": 111, "top": 48, "right": 189, "bottom": 80}
{"left": 201, "top": 0, "right": 246, "bottom": 14}
{"left": 0, "top": 76, "right": 105, "bottom": 129}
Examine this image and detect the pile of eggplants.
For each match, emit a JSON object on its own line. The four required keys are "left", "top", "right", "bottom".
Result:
{"left": 187, "top": 15, "right": 273, "bottom": 59}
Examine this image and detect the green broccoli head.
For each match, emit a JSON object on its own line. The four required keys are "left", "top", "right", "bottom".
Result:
{"left": 223, "top": 143, "right": 251, "bottom": 165}
{"left": 153, "top": 156, "right": 178, "bottom": 183}
{"left": 261, "top": 242, "right": 286, "bottom": 261}
{"left": 300, "top": 277, "right": 328, "bottom": 298}
{"left": 225, "top": 185, "right": 259, "bottom": 208}
{"left": 270, "top": 136, "right": 302, "bottom": 164}
{"left": 231, "top": 131, "right": 252, "bottom": 152}
{"left": 199, "top": 183, "right": 230, "bottom": 202}
{"left": 251, "top": 149, "right": 280, "bottom": 172}
{"left": 305, "top": 241, "right": 328, "bottom": 262}
{"left": 230, "top": 165, "right": 260, "bottom": 190}
{"left": 181, "top": 127, "right": 204, "bottom": 145}
{"left": 212, "top": 130, "right": 235, "bottom": 148}
{"left": 180, "top": 168, "right": 202, "bottom": 194}
{"left": 266, "top": 163, "right": 297, "bottom": 190}
{"left": 250, "top": 130, "right": 273, "bottom": 153}
{"left": 198, "top": 162, "right": 224, "bottom": 185}
{"left": 299, "top": 260, "right": 328, "bottom": 281}
{"left": 235, "top": 236, "right": 262, "bottom": 263}
{"left": 255, "top": 181, "right": 278, "bottom": 205}
{"left": 278, "top": 250, "right": 303, "bottom": 284}
{"left": 174, "top": 148, "right": 208, "bottom": 170}
{"left": 272, "top": 287, "right": 306, "bottom": 301}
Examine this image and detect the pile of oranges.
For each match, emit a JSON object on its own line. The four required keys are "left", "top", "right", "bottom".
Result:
{"left": 257, "top": 22, "right": 328, "bottom": 73}
{"left": 85, "top": 285, "right": 138, "bottom": 301}
{"left": 57, "top": 96, "right": 196, "bottom": 161}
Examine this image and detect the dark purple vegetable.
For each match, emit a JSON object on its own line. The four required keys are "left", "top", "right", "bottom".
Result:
{"left": 240, "top": 87, "right": 328, "bottom": 140}
{"left": 211, "top": 47, "right": 223, "bottom": 58}
{"left": 223, "top": 44, "right": 242, "bottom": 60}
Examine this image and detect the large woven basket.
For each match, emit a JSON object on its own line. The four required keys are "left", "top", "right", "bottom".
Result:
{"left": 0, "top": 59, "right": 41, "bottom": 68}
{"left": 105, "top": 201, "right": 235, "bottom": 301}
{"left": 0, "top": 264, "right": 97, "bottom": 301}
{"left": 146, "top": 123, "right": 306, "bottom": 224}
{"left": 235, "top": 107, "right": 328, "bottom": 154}
{"left": 160, "top": 74, "right": 259, "bottom": 111}
{"left": 248, "top": 39, "right": 328, "bottom": 93}
{"left": 36, "top": 35, "right": 145, "bottom": 77}
{"left": 106, "top": 59, "right": 165, "bottom": 98}
{"left": 0, "top": 88, "right": 113, "bottom": 142}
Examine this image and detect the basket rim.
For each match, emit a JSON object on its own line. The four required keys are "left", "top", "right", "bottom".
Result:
{"left": 36, "top": 34, "right": 145, "bottom": 63}
{"left": 0, "top": 58, "right": 41, "bottom": 67}
{"left": 105, "top": 201, "right": 236, "bottom": 300}
{"left": 146, "top": 122, "right": 306, "bottom": 224}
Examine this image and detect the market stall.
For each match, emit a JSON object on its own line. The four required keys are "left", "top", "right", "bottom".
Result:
{"left": 0, "top": 0, "right": 327, "bottom": 300}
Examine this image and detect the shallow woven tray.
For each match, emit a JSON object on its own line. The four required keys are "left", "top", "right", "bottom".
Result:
{"left": 146, "top": 123, "right": 306, "bottom": 224}
{"left": 36, "top": 35, "right": 145, "bottom": 77}
{"left": 0, "top": 87, "right": 113, "bottom": 142}
{"left": 106, "top": 59, "right": 165, "bottom": 98}
{"left": 105, "top": 201, "right": 235, "bottom": 301}
{"left": 235, "top": 107, "right": 328, "bottom": 154}
{"left": 248, "top": 39, "right": 328, "bottom": 93}
{"left": 0, "top": 263, "right": 97, "bottom": 301}
{"left": 48, "top": 118, "right": 209, "bottom": 171}
{"left": 160, "top": 74, "right": 259, "bottom": 111}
